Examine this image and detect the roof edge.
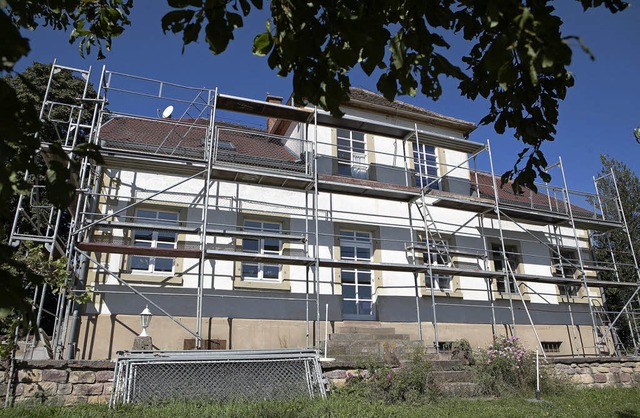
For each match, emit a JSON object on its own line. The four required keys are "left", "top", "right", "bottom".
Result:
{"left": 346, "top": 92, "right": 476, "bottom": 135}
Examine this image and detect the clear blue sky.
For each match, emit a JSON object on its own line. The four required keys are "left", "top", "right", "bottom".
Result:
{"left": 15, "top": 1, "right": 640, "bottom": 194}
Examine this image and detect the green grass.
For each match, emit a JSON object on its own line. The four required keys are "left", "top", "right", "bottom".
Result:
{"left": 2, "top": 388, "right": 640, "bottom": 418}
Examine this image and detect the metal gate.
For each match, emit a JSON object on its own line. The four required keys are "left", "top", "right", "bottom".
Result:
{"left": 110, "top": 349, "right": 326, "bottom": 405}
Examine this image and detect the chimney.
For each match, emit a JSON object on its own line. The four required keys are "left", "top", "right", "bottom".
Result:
{"left": 266, "top": 94, "right": 283, "bottom": 133}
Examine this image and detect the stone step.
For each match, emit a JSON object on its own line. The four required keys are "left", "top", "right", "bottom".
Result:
{"left": 325, "top": 340, "right": 425, "bottom": 356}
{"left": 439, "top": 382, "right": 479, "bottom": 397}
{"left": 431, "top": 370, "right": 473, "bottom": 383}
{"left": 428, "top": 360, "right": 466, "bottom": 371}
{"left": 333, "top": 326, "right": 399, "bottom": 335}
{"left": 321, "top": 356, "right": 402, "bottom": 368}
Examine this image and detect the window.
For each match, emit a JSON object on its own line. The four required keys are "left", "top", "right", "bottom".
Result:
{"left": 541, "top": 341, "right": 562, "bottom": 353}
{"left": 492, "top": 244, "right": 519, "bottom": 294}
{"left": 558, "top": 285, "right": 580, "bottom": 297}
{"left": 413, "top": 143, "right": 439, "bottom": 189}
{"left": 340, "top": 230, "right": 373, "bottom": 317}
{"left": 131, "top": 209, "right": 179, "bottom": 273}
{"left": 337, "top": 129, "right": 368, "bottom": 179}
{"left": 241, "top": 220, "right": 282, "bottom": 281}
{"left": 437, "top": 341, "right": 454, "bottom": 352}
{"left": 553, "top": 249, "right": 580, "bottom": 297}
{"left": 424, "top": 240, "right": 452, "bottom": 291}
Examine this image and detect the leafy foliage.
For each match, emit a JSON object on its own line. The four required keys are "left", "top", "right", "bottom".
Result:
{"left": 0, "top": 242, "right": 89, "bottom": 358}
{"left": 592, "top": 155, "right": 640, "bottom": 351}
{"left": 0, "top": 63, "right": 98, "bottom": 331}
{"left": 474, "top": 336, "right": 536, "bottom": 396}
{"left": 2, "top": 0, "right": 132, "bottom": 69}
{"left": 161, "top": 0, "right": 629, "bottom": 193}
{"left": 451, "top": 338, "right": 475, "bottom": 365}
{"left": 337, "top": 348, "right": 441, "bottom": 404}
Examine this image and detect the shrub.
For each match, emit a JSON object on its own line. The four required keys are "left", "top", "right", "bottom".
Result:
{"left": 451, "top": 339, "right": 474, "bottom": 365}
{"left": 337, "top": 349, "right": 441, "bottom": 404}
{"left": 474, "top": 336, "right": 536, "bottom": 396}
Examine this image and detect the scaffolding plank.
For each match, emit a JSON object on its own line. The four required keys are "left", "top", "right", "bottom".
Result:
{"left": 75, "top": 240, "right": 637, "bottom": 289}
{"left": 431, "top": 193, "right": 622, "bottom": 232}
{"left": 77, "top": 242, "right": 200, "bottom": 258}
{"left": 205, "top": 249, "right": 314, "bottom": 265}
{"left": 318, "top": 175, "right": 421, "bottom": 201}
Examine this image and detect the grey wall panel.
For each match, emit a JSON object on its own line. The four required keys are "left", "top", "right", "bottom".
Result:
{"left": 376, "top": 296, "right": 594, "bottom": 326}
{"left": 96, "top": 285, "right": 342, "bottom": 320}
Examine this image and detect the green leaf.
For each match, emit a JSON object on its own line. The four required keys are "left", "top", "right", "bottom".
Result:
{"left": 227, "top": 12, "right": 243, "bottom": 29}
{"left": 161, "top": 10, "right": 195, "bottom": 34}
{"left": 238, "top": 0, "right": 251, "bottom": 16}
{"left": 376, "top": 73, "right": 397, "bottom": 102}
{"left": 252, "top": 32, "right": 273, "bottom": 56}
{"left": 389, "top": 32, "right": 405, "bottom": 70}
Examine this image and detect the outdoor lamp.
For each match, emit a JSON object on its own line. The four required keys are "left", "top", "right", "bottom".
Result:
{"left": 139, "top": 305, "right": 152, "bottom": 337}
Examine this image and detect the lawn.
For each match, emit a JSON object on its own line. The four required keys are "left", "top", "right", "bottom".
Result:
{"left": 1, "top": 388, "right": 639, "bottom": 418}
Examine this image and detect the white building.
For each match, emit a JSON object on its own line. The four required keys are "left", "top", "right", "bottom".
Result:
{"left": 12, "top": 63, "right": 639, "bottom": 360}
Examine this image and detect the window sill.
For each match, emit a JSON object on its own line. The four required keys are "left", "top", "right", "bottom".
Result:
{"left": 493, "top": 291, "right": 531, "bottom": 302}
{"left": 421, "top": 289, "right": 464, "bottom": 298}
{"left": 234, "top": 278, "right": 291, "bottom": 291}
{"left": 558, "top": 295, "right": 595, "bottom": 304}
{"left": 120, "top": 272, "right": 183, "bottom": 286}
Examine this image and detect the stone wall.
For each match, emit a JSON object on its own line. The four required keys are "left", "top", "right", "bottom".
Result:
{"left": 1, "top": 360, "right": 115, "bottom": 406}
{"left": 550, "top": 358, "right": 640, "bottom": 388}
{"left": 2, "top": 357, "right": 640, "bottom": 406}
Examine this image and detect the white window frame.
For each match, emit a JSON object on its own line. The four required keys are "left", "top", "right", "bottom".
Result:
{"left": 424, "top": 239, "right": 452, "bottom": 291}
{"left": 241, "top": 220, "right": 282, "bottom": 282}
{"left": 413, "top": 143, "right": 439, "bottom": 189}
{"left": 554, "top": 249, "right": 580, "bottom": 297}
{"left": 340, "top": 230, "right": 374, "bottom": 317}
{"left": 130, "top": 209, "right": 179, "bottom": 274}
{"left": 337, "top": 129, "right": 368, "bottom": 179}
{"left": 491, "top": 244, "right": 519, "bottom": 294}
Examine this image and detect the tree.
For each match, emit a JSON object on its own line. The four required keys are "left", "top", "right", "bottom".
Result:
{"left": 1, "top": 62, "right": 97, "bottom": 326}
{"left": 161, "top": 0, "right": 629, "bottom": 192}
{"left": 592, "top": 155, "right": 640, "bottom": 350}
{"left": 1, "top": 1, "right": 632, "bottom": 198}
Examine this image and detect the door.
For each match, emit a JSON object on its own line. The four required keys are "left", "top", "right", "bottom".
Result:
{"left": 340, "top": 230, "right": 375, "bottom": 319}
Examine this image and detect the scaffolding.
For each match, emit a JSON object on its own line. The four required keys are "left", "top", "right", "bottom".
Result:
{"left": 8, "top": 61, "right": 640, "bottom": 364}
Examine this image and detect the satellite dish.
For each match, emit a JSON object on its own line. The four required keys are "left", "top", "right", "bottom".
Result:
{"left": 161, "top": 105, "right": 174, "bottom": 119}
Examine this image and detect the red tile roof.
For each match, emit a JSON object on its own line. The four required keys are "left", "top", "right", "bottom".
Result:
{"left": 98, "top": 115, "right": 299, "bottom": 163}
{"left": 347, "top": 87, "right": 476, "bottom": 134}
{"left": 472, "top": 171, "right": 594, "bottom": 218}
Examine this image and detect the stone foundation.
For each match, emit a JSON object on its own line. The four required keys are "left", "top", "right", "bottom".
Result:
{"left": 550, "top": 358, "right": 640, "bottom": 388}
{"left": 1, "top": 360, "right": 115, "bottom": 406}
{"left": 2, "top": 357, "right": 640, "bottom": 406}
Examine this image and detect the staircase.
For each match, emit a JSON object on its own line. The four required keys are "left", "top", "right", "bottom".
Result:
{"left": 323, "top": 322, "right": 424, "bottom": 367}
{"left": 322, "top": 322, "right": 477, "bottom": 396}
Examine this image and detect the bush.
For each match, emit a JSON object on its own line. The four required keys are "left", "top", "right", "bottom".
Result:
{"left": 474, "top": 336, "right": 537, "bottom": 396}
{"left": 451, "top": 339, "right": 474, "bottom": 365}
{"left": 337, "top": 349, "right": 441, "bottom": 404}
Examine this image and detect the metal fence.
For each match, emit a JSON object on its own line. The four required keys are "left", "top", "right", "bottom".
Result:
{"left": 110, "top": 349, "right": 326, "bottom": 405}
